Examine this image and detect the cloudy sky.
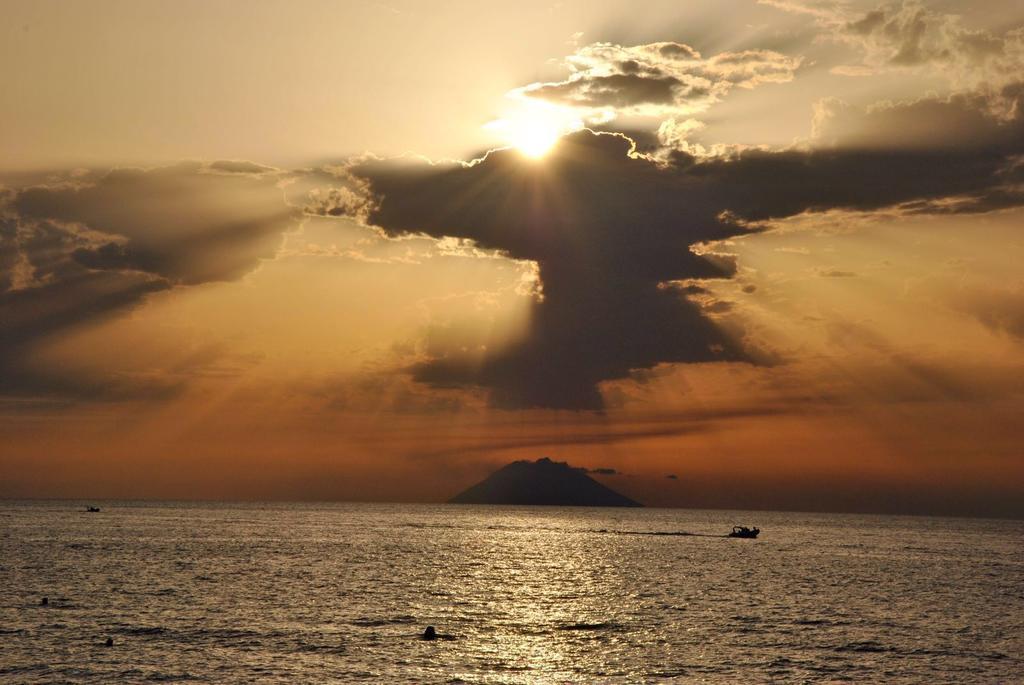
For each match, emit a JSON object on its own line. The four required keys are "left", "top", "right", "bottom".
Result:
{"left": 2, "top": 0, "right": 1023, "bottom": 516}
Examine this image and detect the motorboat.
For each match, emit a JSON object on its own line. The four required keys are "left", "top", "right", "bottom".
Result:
{"left": 86, "top": 506, "right": 101, "bottom": 513}
{"left": 728, "top": 525, "right": 759, "bottom": 538}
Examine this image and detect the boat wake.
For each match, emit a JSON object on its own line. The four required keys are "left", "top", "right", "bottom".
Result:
{"left": 593, "top": 529, "right": 728, "bottom": 538}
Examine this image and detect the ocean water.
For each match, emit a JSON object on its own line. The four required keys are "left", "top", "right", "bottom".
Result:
{"left": 1, "top": 502, "right": 1021, "bottom": 684}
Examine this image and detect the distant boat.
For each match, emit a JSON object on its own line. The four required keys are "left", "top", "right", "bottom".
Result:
{"left": 86, "top": 506, "right": 101, "bottom": 513}
{"left": 728, "top": 526, "right": 759, "bottom": 538}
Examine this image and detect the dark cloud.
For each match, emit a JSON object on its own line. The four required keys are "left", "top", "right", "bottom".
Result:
{"left": 301, "top": 184, "right": 374, "bottom": 219}
{"left": 0, "top": 216, "right": 165, "bottom": 401}
{"left": 813, "top": 85, "right": 1024, "bottom": 151}
{"left": 0, "top": 248, "right": 168, "bottom": 352}
{"left": 0, "top": 218, "right": 21, "bottom": 292}
{"left": 204, "top": 160, "right": 278, "bottom": 175}
{"left": 816, "top": 0, "right": 1024, "bottom": 89}
{"left": 847, "top": 10, "right": 886, "bottom": 36}
{"left": 911, "top": 189, "right": 1024, "bottom": 215}
{"left": 527, "top": 73, "right": 686, "bottom": 109}
{"left": 1, "top": 162, "right": 299, "bottom": 402}
{"left": 517, "top": 41, "right": 799, "bottom": 116}
{"left": 658, "top": 42, "right": 701, "bottom": 60}
{"left": 843, "top": 1, "right": 1006, "bottom": 70}
{"left": 0, "top": 221, "right": 172, "bottom": 402}
{"left": 704, "top": 49, "right": 803, "bottom": 86}
{"left": 14, "top": 162, "right": 299, "bottom": 285}
{"left": 350, "top": 84, "right": 1024, "bottom": 410}
{"left": 617, "top": 59, "right": 643, "bottom": 74}
{"left": 677, "top": 86, "right": 1023, "bottom": 223}
{"left": 353, "top": 132, "right": 752, "bottom": 410}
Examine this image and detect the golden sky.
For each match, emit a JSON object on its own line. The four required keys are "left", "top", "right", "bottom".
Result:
{"left": 2, "top": 0, "right": 1023, "bottom": 516}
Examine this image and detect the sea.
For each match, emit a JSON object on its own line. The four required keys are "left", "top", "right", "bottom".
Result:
{"left": 1, "top": 502, "right": 1021, "bottom": 684}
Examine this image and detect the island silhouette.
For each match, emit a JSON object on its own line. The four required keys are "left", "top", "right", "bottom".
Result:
{"left": 449, "top": 457, "right": 642, "bottom": 507}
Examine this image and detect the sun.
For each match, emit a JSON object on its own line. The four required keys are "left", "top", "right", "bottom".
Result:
{"left": 507, "top": 113, "right": 562, "bottom": 158}
{"left": 485, "top": 102, "right": 582, "bottom": 159}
